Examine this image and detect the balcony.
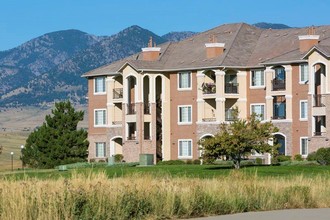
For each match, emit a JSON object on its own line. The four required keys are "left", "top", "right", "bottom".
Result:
{"left": 314, "top": 131, "right": 326, "bottom": 136}
{"left": 225, "top": 109, "right": 235, "bottom": 121}
{"left": 127, "top": 104, "right": 136, "bottom": 115}
{"left": 113, "top": 88, "right": 123, "bottom": 99}
{"left": 144, "top": 103, "right": 151, "bottom": 114}
{"left": 272, "top": 79, "right": 285, "bottom": 91}
{"left": 202, "top": 117, "right": 216, "bottom": 122}
{"left": 272, "top": 115, "right": 286, "bottom": 120}
{"left": 202, "top": 83, "right": 216, "bottom": 94}
{"left": 127, "top": 135, "right": 136, "bottom": 140}
{"left": 314, "top": 94, "right": 325, "bottom": 107}
{"left": 225, "top": 83, "right": 239, "bottom": 94}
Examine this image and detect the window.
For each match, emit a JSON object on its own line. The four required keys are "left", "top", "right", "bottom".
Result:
{"left": 94, "top": 109, "right": 106, "bottom": 126}
{"left": 96, "top": 142, "right": 106, "bottom": 158}
{"left": 178, "top": 105, "right": 192, "bottom": 124}
{"left": 94, "top": 77, "right": 106, "bottom": 93}
{"left": 178, "top": 139, "right": 192, "bottom": 158}
{"left": 300, "top": 64, "right": 309, "bottom": 83}
{"left": 274, "top": 67, "right": 285, "bottom": 80}
{"left": 251, "top": 104, "right": 265, "bottom": 120}
{"left": 300, "top": 100, "right": 308, "bottom": 120}
{"left": 273, "top": 96, "right": 286, "bottom": 119}
{"left": 251, "top": 69, "right": 265, "bottom": 87}
{"left": 178, "top": 72, "right": 191, "bottom": 89}
{"left": 300, "top": 137, "right": 308, "bottom": 156}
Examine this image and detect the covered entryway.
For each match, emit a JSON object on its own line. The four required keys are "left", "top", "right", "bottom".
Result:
{"left": 109, "top": 136, "right": 123, "bottom": 157}
{"left": 274, "top": 133, "right": 286, "bottom": 155}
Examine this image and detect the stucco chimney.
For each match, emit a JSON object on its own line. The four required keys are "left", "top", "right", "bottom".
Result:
{"left": 205, "top": 35, "right": 225, "bottom": 58}
{"left": 141, "top": 37, "right": 161, "bottom": 61}
{"left": 298, "top": 27, "right": 319, "bottom": 52}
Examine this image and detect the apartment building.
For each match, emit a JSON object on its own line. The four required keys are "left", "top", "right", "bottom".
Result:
{"left": 82, "top": 23, "right": 330, "bottom": 163}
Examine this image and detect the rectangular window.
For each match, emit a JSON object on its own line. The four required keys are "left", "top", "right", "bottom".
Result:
{"left": 251, "top": 69, "right": 265, "bottom": 87}
{"left": 251, "top": 104, "right": 265, "bottom": 120}
{"left": 300, "top": 100, "right": 308, "bottom": 120}
{"left": 300, "top": 64, "right": 309, "bottom": 83}
{"left": 94, "top": 109, "right": 106, "bottom": 126}
{"left": 96, "top": 142, "right": 106, "bottom": 158}
{"left": 178, "top": 105, "right": 192, "bottom": 124}
{"left": 178, "top": 139, "right": 192, "bottom": 158}
{"left": 178, "top": 72, "right": 191, "bottom": 89}
{"left": 94, "top": 77, "right": 106, "bottom": 93}
{"left": 300, "top": 137, "right": 308, "bottom": 156}
{"left": 273, "top": 96, "right": 286, "bottom": 119}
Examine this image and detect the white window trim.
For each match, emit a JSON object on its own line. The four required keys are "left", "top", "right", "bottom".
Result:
{"left": 178, "top": 139, "right": 193, "bottom": 159}
{"left": 94, "top": 108, "right": 107, "bottom": 127}
{"left": 250, "top": 103, "right": 265, "bottom": 121}
{"left": 299, "top": 100, "right": 308, "bottom": 121}
{"left": 250, "top": 69, "right": 265, "bottom": 88}
{"left": 177, "top": 71, "right": 192, "bottom": 91}
{"left": 95, "top": 142, "right": 106, "bottom": 158}
{"left": 299, "top": 63, "right": 309, "bottom": 84}
{"left": 300, "top": 137, "right": 309, "bottom": 158}
{"left": 177, "top": 105, "right": 192, "bottom": 125}
{"left": 94, "top": 77, "right": 106, "bottom": 95}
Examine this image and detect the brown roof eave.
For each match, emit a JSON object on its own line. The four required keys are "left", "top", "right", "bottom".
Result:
{"left": 302, "top": 46, "right": 330, "bottom": 59}
{"left": 81, "top": 72, "right": 121, "bottom": 78}
{"left": 260, "top": 60, "right": 306, "bottom": 66}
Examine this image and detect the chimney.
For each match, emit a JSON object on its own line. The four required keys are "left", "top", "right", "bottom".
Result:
{"left": 205, "top": 35, "right": 225, "bottom": 59}
{"left": 141, "top": 37, "right": 161, "bottom": 61}
{"left": 298, "top": 26, "right": 319, "bottom": 52}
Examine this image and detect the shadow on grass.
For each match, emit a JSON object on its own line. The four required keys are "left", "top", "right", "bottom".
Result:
{"left": 204, "top": 164, "right": 269, "bottom": 170}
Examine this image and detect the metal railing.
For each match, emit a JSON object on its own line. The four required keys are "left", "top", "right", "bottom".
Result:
{"left": 314, "top": 94, "right": 325, "bottom": 107}
{"left": 127, "top": 104, "right": 136, "bottom": 115}
{"left": 113, "top": 88, "right": 123, "bottom": 99}
{"left": 225, "top": 83, "right": 239, "bottom": 94}
{"left": 202, "top": 83, "right": 216, "bottom": 94}
{"left": 314, "top": 131, "right": 326, "bottom": 136}
{"left": 272, "top": 79, "right": 286, "bottom": 91}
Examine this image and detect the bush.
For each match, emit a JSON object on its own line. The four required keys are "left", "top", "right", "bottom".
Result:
{"left": 240, "top": 160, "right": 255, "bottom": 167}
{"left": 315, "top": 147, "right": 330, "bottom": 165}
{"left": 114, "top": 154, "right": 124, "bottom": 163}
{"left": 307, "top": 151, "right": 317, "bottom": 161}
{"left": 157, "top": 160, "right": 186, "bottom": 165}
{"left": 276, "top": 155, "right": 292, "bottom": 162}
{"left": 255, "top": 158, "right": 263, "bottom": 165}
{"left": 294, "top": 154, "right": 303, "bottom": 161}
{"left": 193, "top": 159, "right": 201, "bottom": 165}
{"left": 186, "top": 159, "right": 193, "bottom": 165}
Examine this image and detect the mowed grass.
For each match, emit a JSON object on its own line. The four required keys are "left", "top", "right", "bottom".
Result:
{"left": 2, "top": 164, "right": 330, "bottom": 180}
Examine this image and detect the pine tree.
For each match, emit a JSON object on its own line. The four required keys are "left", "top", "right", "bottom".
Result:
{"left": 22, "top": 101, "right": 89, "bottom": 168}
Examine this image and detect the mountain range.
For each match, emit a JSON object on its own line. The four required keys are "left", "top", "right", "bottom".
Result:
{"left": 0, "top": 22, "right": 290, "bottom": 107}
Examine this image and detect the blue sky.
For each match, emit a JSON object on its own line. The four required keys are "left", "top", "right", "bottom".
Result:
{"left": 0, "top": 0, "right": 329, "bottom": 51}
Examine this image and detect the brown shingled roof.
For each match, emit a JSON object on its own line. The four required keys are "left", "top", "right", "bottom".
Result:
{"left": 83, "top": 23, "right": 330, "bottom": 77}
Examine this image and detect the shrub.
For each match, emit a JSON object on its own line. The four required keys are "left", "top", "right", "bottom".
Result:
{"left": 315, "top": 147, "right": 330, "bottom": 165}
{"left": 98, "top": 160, "right": 106, "bottom": 163}
{"left": 193, "top": 159, "right": 201, "bottom": 165}
{"left": 294, "top": 154, "right": 303, "bottom": 161}
{"left": 255, "top": 158, "right": 263, "bottom": 165}
{"left": 240, "top": 160, "right": 255, "bottom": 167}
{"left": 114, "top": 154, "right": 124, "bottom": 163}
{"left": 186, "top": 159, "right": 193, "bottom": 165}
{"left": 276, "top": 155, "right": 291, "bottom": 162}
{"left": 307, "top": 151, "right": 317, "bottom": 161}
{"left": 157, "top": 160, "right": 185, "bottom": 165}
{"left": 89, "top": 159, "right": 95, "bottom": 163}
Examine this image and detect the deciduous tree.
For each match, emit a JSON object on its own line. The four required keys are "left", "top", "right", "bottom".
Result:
{"left": 200, "top": 108, "right": 279, "bottom": 169}
{"left": 22, "top": 101, "right": 89, "bottom": 168}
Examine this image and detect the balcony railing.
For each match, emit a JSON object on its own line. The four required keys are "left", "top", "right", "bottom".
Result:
{"left": 225, "top": 83, "right": 239, "bottom": 94}
{"left": 144, "top": 103, "right": 151, "bottom": 114}
{"left": 272, "top": 79, "right": 286, "bottom": 91}
{"left": 202, "top": 83, "right": 216, "bottom": 94}
{"left": 113, "top": 88, "right": 123, "bottom": 99}
{"left": 272, "top": 115, "right": 286, "bottom": 120}
{"left": 127, "top": 135, "right": 136, "bottom": 140}
{"left": 112, "top": 121, "right": 122, "bottom": 125}
{"left": 314, "top": 94, "right": 325, "bottom": 107}
{"left": 202, "top": 117, "right": 216, "bottom": 122}
{"left": 144, "top": 135, "right": 151, "bottom": 140}
{"left": 225, "top": 109, "right": 235, "bottom": 121}
{"left": 314, "top": 131, "right": 326, "bottom": 136}
{"left": 127, "top": 104, "right": 136, "bottom": 115}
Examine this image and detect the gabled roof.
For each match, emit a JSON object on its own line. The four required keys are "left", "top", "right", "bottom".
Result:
{"left": 83, "top": 23, "right": 330, "bottom": 77}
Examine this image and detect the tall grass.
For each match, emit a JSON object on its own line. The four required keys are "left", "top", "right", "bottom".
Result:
{"left": 1, "top": 171, "right": 330, "bottom": 219}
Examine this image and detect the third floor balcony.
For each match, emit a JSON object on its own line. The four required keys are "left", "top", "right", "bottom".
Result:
{"left": 113, "top": 88, "right": 123, "bottom": 100}
{"left": 225, "top": 83, "right": 239, "bottom": 94}
{"left": 272, "top": 79, "right": 285, "bottom": 91}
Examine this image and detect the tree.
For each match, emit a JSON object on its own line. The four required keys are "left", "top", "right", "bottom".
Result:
{"left": 22, "top": 101, "right": 89, "bottom": 168}
{"left": 0, "top": 145, "right": 2, "bottom": 155}
{"left": 200, "top": 108, "right": 279, "bottom": 169}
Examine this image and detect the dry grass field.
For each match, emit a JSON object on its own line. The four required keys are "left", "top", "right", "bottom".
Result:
{"left": 0, "top": 105, "right": 87, "bottom": 171}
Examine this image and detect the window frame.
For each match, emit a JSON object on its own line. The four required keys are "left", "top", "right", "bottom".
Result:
{"left": 300, "top": 100, "right": 308, "bottom": 121}
{"left": 177, "top": 71, "right": 192, "bottom": 90}
{"left": 250, "top": 69, "right": 265, "bottom": 88}
{"left": 94, "top": 77, "right": 106, "bottom": 94}
{"left": 94, "top": 108, "right": 107, "bottom": 127}
{"left": 178, "top": 139, "right": 193, "bottom": 159}
{"left": 299, "top": 63, "right": 309, "bottom": 84}
{"left": 250, "top": 103, "right": 265, "bottom": 121}
{"left": 300, "top": 137, "right": 308, "bottom": 157}
{"left": 177, "top": 105, "right": 192, "bottom": 125}
{"left": 95, "top": 142, "right": 106, "bottom": 158}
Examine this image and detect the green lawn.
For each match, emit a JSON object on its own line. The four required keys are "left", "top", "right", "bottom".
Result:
{"left": 2, "top": 164, "right": 330, "bottom": 180}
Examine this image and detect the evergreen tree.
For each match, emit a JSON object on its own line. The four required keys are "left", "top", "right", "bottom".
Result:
{"left": 200, "top": 108, "right": 279, "bottom": 169}
{"left": 22, "top": 101, "right": 89, "bottom": 168}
